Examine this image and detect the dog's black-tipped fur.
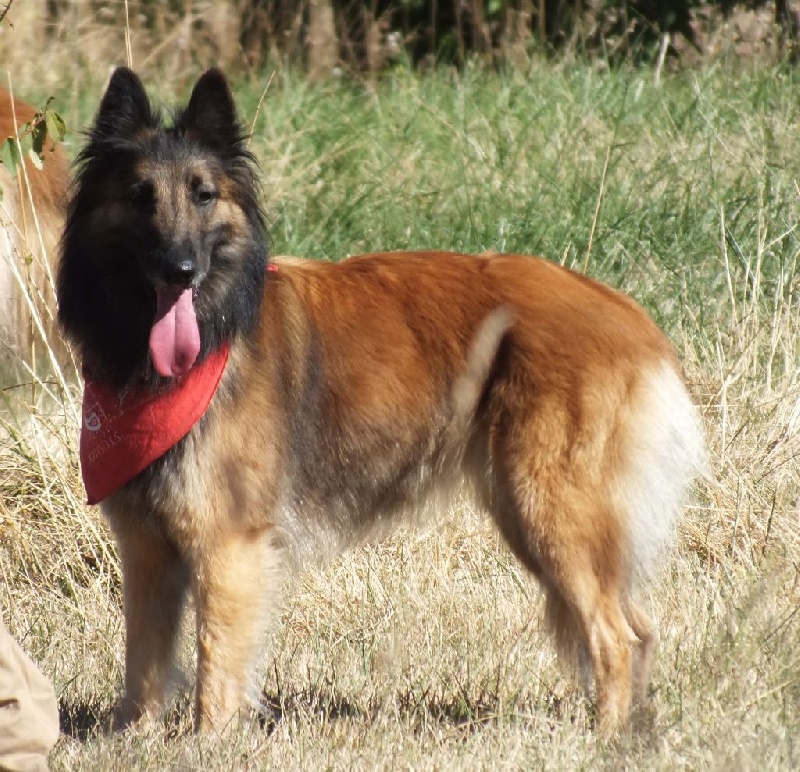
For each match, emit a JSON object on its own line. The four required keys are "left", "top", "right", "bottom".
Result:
{"left": 58, "top": 67, "right": 269, "bottom": 389}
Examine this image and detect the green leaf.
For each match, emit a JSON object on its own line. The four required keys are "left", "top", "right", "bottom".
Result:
{"left": 0, "top": 137, "right": 22, "bottom": 176}
{"left": 44, "top": 109, "right": 66, "bottom": 142}
{"left": 18, "top": 130, "right": 33, "bottom": 157}
{"left": 487, "top": 0, "right": 504, "bottom": 16}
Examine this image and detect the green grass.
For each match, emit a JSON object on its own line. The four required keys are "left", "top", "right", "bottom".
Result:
{"left": 1, "top": 57, "right": 799, "bottom": 769}
{"left": 244, "top": 62, "right": 800, "bottom": 322}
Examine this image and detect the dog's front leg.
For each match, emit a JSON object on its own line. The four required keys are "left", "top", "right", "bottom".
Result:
{"left": 193, "top": 525, "right": 281, "bottom": 732}
{"left": 107, "top": 510, "right": 190, "bottom": 730}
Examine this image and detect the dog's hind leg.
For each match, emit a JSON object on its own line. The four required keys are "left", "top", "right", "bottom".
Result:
{"left": 106, "top": 509, "right": 190, "bottom": 730}
{"left": 477, "top": 430, "right": 638, "bottom": 732}
{"left": 547, "top": 595, "right": 655, "bottom": 712}
{"left": 495, "top": 497, "right": 636, "bottom": 731}
{"left": 193, "top": 526, "right": 284, "bottom": 732}
{"left": 621, "top": 595, "right": 657, "bottom": 706}
{"left": 568, "top": 580, "right": 636, "bottom": 733}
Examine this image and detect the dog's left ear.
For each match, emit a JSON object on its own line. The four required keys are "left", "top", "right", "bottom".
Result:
{"left": 178, "top": 68, "right": 243, "bottom": 155}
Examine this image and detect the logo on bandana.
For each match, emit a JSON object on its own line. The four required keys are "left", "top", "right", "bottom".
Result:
{"left": 83, "top": 401, "right": 106, "bottom": 433}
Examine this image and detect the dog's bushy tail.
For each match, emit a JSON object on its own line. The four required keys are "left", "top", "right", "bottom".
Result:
{"left": 617, "top": 362, "right": 708, "bottom": 585}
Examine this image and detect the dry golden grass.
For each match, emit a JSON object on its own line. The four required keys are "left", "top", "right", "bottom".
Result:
{"left": 1, "top": 221, "right": 797, "bottom": 762}
{"left": 2, "top": 263, "right": 796, "bottom": 767}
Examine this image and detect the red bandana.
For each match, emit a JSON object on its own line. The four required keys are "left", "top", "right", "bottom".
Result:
{"left": 80, "top": 345, "right": 230, "bottom": 505}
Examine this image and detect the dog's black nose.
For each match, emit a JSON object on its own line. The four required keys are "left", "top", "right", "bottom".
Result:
{"left": 161, "top": 257, "right": 196, "bottom": 286}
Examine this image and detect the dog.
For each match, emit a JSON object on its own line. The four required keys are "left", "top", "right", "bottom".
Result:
{"left": 57, "top": 67, "right": 706, "bottom": 734}
{"left": 0, "top": 87, "right": 70, "bottom": 372}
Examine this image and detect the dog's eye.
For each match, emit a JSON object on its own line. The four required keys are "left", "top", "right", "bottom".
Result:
{"left": 129, "top": 182, "right": 154, "bottom": 210}
{"left": 194, "top": 183, "right": 218, "bottom": 207}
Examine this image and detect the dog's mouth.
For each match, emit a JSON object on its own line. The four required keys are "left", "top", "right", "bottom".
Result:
{"left": 149, "top": 286, "right": 201, "bottom": 378}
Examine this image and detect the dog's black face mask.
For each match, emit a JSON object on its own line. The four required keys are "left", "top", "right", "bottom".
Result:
{"left": 58, "top": 67, "right": 270, "bottom": 388}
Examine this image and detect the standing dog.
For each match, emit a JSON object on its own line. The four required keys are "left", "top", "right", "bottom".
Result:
{"left": 58, "top": 68, "right": 705, "bottom": 733}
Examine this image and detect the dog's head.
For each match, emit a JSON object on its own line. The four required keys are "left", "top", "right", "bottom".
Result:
{"left": 58, "top": 68, "right": 268, "bottom": 385}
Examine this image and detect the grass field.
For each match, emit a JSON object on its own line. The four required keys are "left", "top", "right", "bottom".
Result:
{"left": 2, "top": 54, "right": 800, "bottom": 770}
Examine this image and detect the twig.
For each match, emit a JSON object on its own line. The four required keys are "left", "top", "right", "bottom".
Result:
{"left": 0, "top": 0, "right": 16, "bottom": 26}
{"left": 124, "top": 0, "right": 133, "bottom": 69}
{"left": 654, "top": 33, "right": 670, "bottom": 88}
{"left": 248, "top": 71, "right": 276, "bottom": 149}
{"left": 583, "top": 142, "right": 611, "bottom": 274}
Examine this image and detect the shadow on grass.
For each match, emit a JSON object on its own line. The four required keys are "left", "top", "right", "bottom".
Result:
{"left": 257, "top": 685, "right": 579, "bottom": 736}
{"left": 58, "top": 686, "right": 610, "bottom": 741}
{"left": 58, "top": 698, "right": 110, "bottom": 742}
{"left": 58, "top": 695, "right": 190, "bottom": 742}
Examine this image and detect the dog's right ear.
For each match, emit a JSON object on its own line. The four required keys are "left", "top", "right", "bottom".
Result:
{"left": 92, "top": 67, "right": 156, "bottom": 140}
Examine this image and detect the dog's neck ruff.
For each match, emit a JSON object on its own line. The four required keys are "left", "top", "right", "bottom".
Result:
{"left": 80, "top": 344, "right": 230, "bottom": 505}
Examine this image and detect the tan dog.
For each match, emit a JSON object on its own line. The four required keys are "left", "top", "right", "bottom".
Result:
{"left": 0, "top": 87, "right": 70, "bottom": 370}
{"left": 58, "top": 68, "right": 706, "bottom": 734}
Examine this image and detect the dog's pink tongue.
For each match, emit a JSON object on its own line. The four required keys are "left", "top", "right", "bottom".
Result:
{"left": 149, "top": 287, "right": 201, "bottom": 378}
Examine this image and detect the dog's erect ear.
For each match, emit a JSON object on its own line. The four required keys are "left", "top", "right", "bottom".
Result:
{"left": 93, "top": 67, "right": 156, "bottom": 140}
{"left": 178, "top": 68, "right": 242, "bottom": 154}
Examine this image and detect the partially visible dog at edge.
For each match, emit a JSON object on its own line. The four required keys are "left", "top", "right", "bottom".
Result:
{"left": 0, "top": 87, "right": 70, "bottom": 373}
{"left": 57, "top": 67, "right": 707, "bottom": 735}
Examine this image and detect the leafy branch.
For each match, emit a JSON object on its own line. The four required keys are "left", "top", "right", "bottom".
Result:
{"left": 0, "top": 100, "right": 66, "bottom": 203}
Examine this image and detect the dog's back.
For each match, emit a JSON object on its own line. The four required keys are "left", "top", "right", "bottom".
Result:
{"left": 0, "top": 87, "right": 70, "bottom": 374}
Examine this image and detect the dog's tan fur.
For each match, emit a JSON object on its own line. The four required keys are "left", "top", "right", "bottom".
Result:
{"left": 106, "top": 249, "right": 704, "bottom": 733}
{"left": 0, "top": 87, "right": 69, "bottom": 367}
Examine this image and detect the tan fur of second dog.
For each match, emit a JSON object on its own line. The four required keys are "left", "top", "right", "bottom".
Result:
{"left": 0, "top": 87, "right": 70, "bottom": 368}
